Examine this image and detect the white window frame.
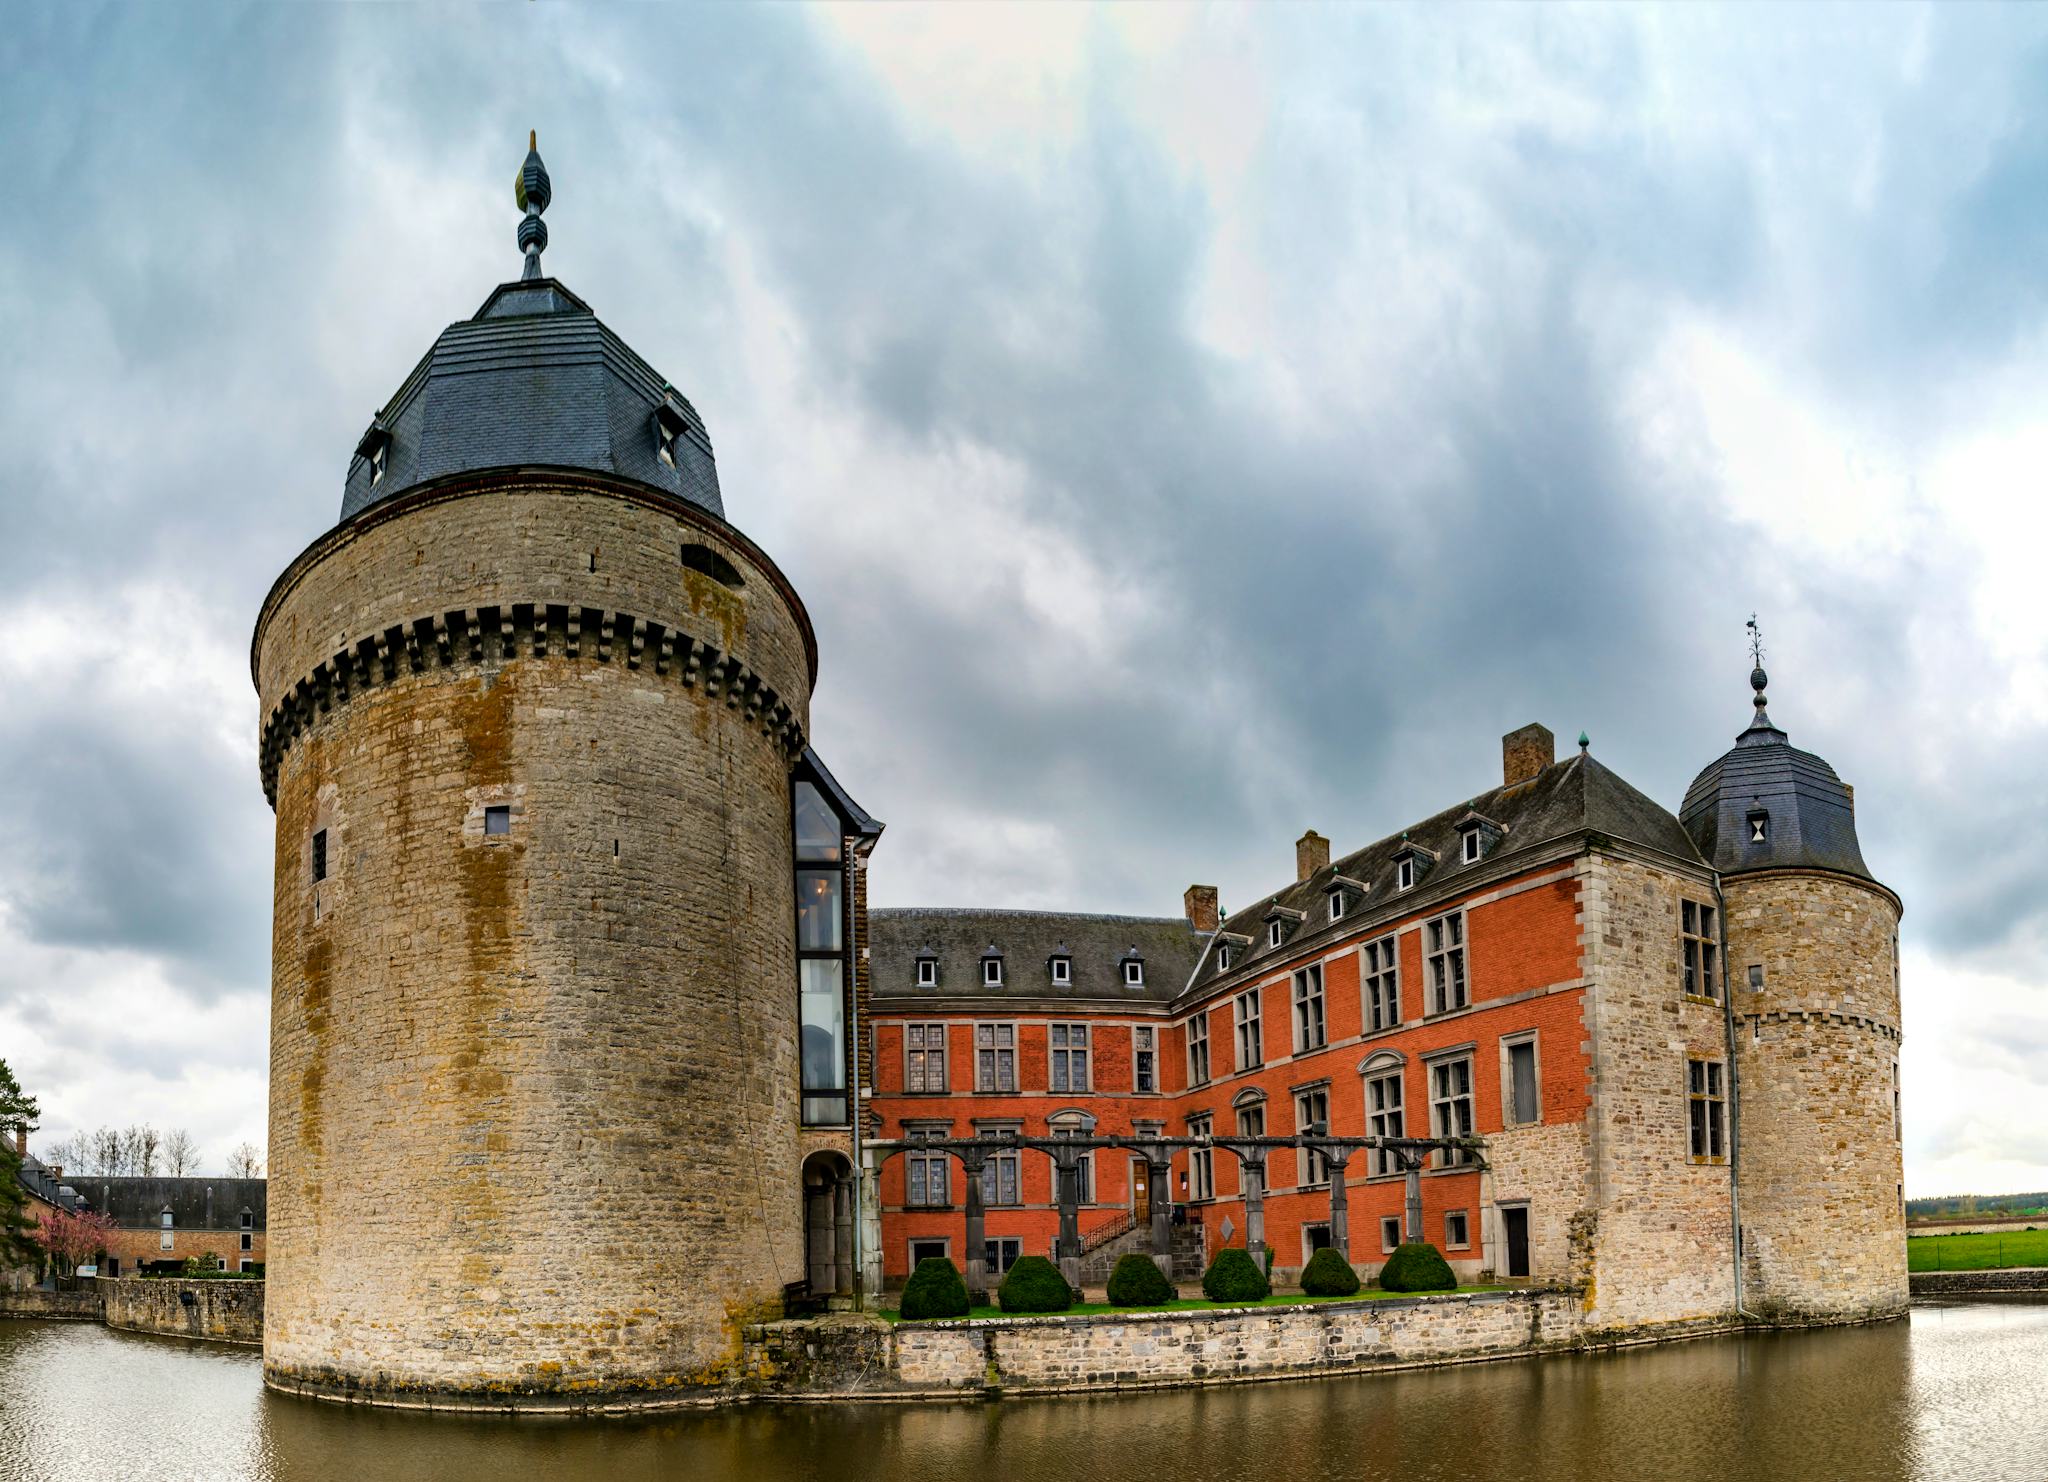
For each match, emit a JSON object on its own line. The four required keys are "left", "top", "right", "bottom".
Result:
{"left": 1461, "top": 829, "right": 1482, "bottom": 864}
{"left": 1133, "top": 1025, "right": 1157, "bottom": 1093}
{"left": 1292, "top": 964, "right": 1327, "bottom": 1052}
{"left": 1187, "top": 1116, "right": 1215, "bottom": 1201}
{"left": 1429, "top": 1053, "right": 1476, "bottom": 1168}
{"left": 1362, "top": 934, "right": 1401, "bottom": 1032}
{"left": 1050, "top": 1023, "right": 1091, "bottom": 1093}
{"left": 1501, "top": 1032, "right": 1540, "bottom": 1127}
{"left": 982, "top": 955, "right": 1004, "bottom": 988}
{"left": 1216, "top": 944, "right": 1232, "bottom": 972}
{"left": 1396, "top": 856, "right": 1415, "bottom": 890}
{"left": 1364, "top": 1061, "right": 1405, "bottom": 1176}
{"left": 1329, "top": 890, "right": 1346, "bottom": 921}
{"left": 916, "top": 957, "right": 937, "bottom": 988}
{"left": 1123, "top": 959, "right": 1144, "bottom": 986}
{"left": 1425, "top": 911, "right": 1468, "bottom": 1016}
{"left": 905, "top": 1125, "right": 952, "bottom": 1208}
{"left": 1050, "top": 955, "right": 1072, "bottom": 986}
{"left": 1267, "top": 919, "right": 1284, "bottom": 949}
{"left": 905, "top": 1022, "right": 948, "bottom": 1094}
{"left": 1234, "top": 988, "right": 1263, "bottom": 1071}
{"left": 1186, "top": 1012, "right": 1211, "bottom": 1085}
{"left": 974, "top": 1022, "right": 1017, "bottom": 1092}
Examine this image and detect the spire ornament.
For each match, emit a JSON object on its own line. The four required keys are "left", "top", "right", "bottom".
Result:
{"left": 1741, "top": 614, "right": 1784, "bottom": 740}
{"left": 516, "top": 130, "right": 552, "bottom": 281}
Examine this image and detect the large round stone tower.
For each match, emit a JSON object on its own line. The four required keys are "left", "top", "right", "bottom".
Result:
{"left": 1680, "top": 653, "right": 1906, "bottom": 1322}
{"left": 251, "top": 140, "right": 837, "bottom": 1406}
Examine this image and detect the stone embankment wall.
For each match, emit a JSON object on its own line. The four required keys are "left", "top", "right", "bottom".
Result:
{"left": 741, "top": 1289, "right": 1736, "bottom": 1403}
{"left": 0, "top": 1288, "right": 103, "bottom": 1321}
{"left": 99, "top": 1278, "right": 263, "bottom": 1346}
{"left": 1909, "top": 1269, "right": 2048, "bottom": 1297}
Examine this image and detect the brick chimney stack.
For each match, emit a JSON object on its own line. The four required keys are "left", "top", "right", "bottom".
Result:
{"left": 1502, "top": 723, "right": 1555, "bottom": 787}
{"left": 1183, "top": 885, "right": 1219, "bottom": 933}
{"left": 1296, "top": 829, "right": 1330, "bottom": 882}
{"left": 12, "top": 1126, "right": 24, "bottom": 1158}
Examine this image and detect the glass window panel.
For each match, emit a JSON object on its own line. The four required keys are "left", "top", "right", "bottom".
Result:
{"left": 796, "top": 869, "right": 842, "bottom": 951}
{"left": 799, "top": 959, "right": 845, "bottom": 1091}
{"left": 793, "top": 781, "right": 842, "bottom": 862}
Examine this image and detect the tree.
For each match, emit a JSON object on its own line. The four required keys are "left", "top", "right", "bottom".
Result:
{"left": 121, "top": 1125, "right": 161, "bottom": 1178}
{"left": 38, "top": 1132, "right": 88, "bottom": 1174}
{"left": 89, "top": 1126, "right": 124, "bottom": 1177}
{"left": 34, "top": 1208, "right": 117, "bottom": 1272}
{"left": 162, "top": 1129, "right": 198, "bottom": 1177}
{"left": 226, "top": 1142, "right": 265, "bottom": 1179}
{"left": 0, "top": 1059, "right": 42, "bottom": 1269}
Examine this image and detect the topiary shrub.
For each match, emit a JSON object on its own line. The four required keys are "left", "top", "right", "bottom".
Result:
{"left": 1377, "top": 1241, "right": 1457, "bottom": 1293}
{"left": 1105, "top": 1252, "right": 1177, "bottom": 1306}
{"left": 998, "top": 1255, "right": 1075, "bottom": 1313}
{"left": 899, "top": 1256, "right": 970, "bottom": 1319}
{"left": 1299, "top": 1246, "right": 1361, "bottom": 1297}
{"left": 1201, "top": 1246, "right": 1271, "bottom": 1303}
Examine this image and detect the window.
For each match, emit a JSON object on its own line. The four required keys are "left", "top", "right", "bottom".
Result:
{"left": 1187, "top": 1013, "right": 1211, "bottom": 1085}
{"left": 906, "top": 1023, "right": 947, "bottom": 1093}
{"left": 1426, "top": 913, "right": 1467, "bottom": 1015}
{"left": 1187, "top": 1116, "right": 1215, "bottom": 1200}
{"left": 239, "top": 1259, "right": 253, "bottom": 1273}
{"left": 1381, "top": 1216, "right": 1402, "bottom": 1253}
{"left": 159, "top": 1208, "right": 173, "bottom": 1252}
{"left": 1462, "top": 829, "right": 1482, "bottom": 864}
{"left": 1293, "top": 964, "right": 1327, "bottom": 1051}
{"left": 980, "top": 1145, "right": 1022, "bottom": 1206}
{"left": 1329, "top": 890, "right": 1346, "bottom": 922}
{"left": 1429, "top": 1056, "right": 1475, "bottom": 1167}
{"left": 1363, "top": 935, "right": 1401, "bottom": 1031}
{"left": 983, "top": 1237, "right": 1023, "bottom": 1274}
{"left": 311, "top": 829, "right": 328, "bottom": 883}
{"left": 241, "top": 1231, "right": 252, "bottom": 1252}
{"left": 1050, "top": 1023, "right": 1090, "bottom": 1093}
{"left": 1051, "top": 956, "right": 1072, "bottom": 986}
{"left": 1505, "top": 1036, "right": 1540, "bottom": 1126}
{"left": 1747, "top": 964, "right": 1764, "bottom": 992}
{"left": 1397, "top": 856, "right": 1415, "bottom": 890}
{"left": 1123, "top": 958, "right": 1144, "bottom": 987}
{"left": 1303, "top": 1223, "right": 1333, "bottom": 1258}
{"left": 916, "top": 957, "right": 938, "bottom": 988}
{"left": 1297, "top": 1087, "right": 1331, "bottom": 1186}
{"left": 1681, "top": 901, "right": 1719, "bottom": 1000}
{"left": 240, "top": 1210, "right": 253, "bottom": 1228}
{"left": 907, "top": 1128, "right": 950, "bottom": 1208}
{"left": 1893, "top": 1061, "right": 1901, "bottom": 1142}
{"left": 982, "top": 954, "right": 1004, "bottom": 988}
{"left": 1687, "top": 1059, "right": 1726, "bottom": 1160}
{"left": 1747, "top": 809, "right": 1769, "bottom": 844}
{"left": 795, "top": 779, "right": 850, "bottom": 1126}
{"left": 1444, "top": 1210, "right": 1470, "bottom": 1249}
{"left": 1236, "top": 1102, "right": 1265, "bottom": 1140}
{"left": 1234, "top": 989, "right": 1263, "bottom": 1070}
{"left": 1267, "top": 920, "right": 1284, "bottom": 950}
{"left": 975, "top": 1024, "right": 1016, "bottom": 1092}
{"left": 909, "top": 1238, "right": 949, "bottom": 1268}
{"left": 1216, "top": 944, "right": 1232, "bottom": 972}
{"left": 1052, "top": 1118, "right": 1095, "bottom": 1204}
{"left": 484, "top": 805, "right": 511, "bottom": 837}
{"left": 368, "top": 440, "right": 388, "bottom": 487}
{"left": 1133, "top": 1026, "right": 1157, "bottom": 1093}
{"left": 656, "top": 419, "right": 678, "bottom": 467}
{"left": 1365, "top": 1064, "right": 1405, "bottom": 1176}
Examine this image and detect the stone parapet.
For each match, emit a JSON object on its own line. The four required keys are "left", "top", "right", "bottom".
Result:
{"left": 99, "top": 1277, "right": 263, "bottom": 1346}
{"left": 0, "top": 1288, "right": 103, "bottom": 1322}
{"left": 1909, "top": 1269, "right": 2048, "bottom": 1296}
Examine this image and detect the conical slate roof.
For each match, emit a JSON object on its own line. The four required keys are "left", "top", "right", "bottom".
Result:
{"left": 338, "top": 138, "right": 722, "bottom": 526}
{"left": 1679, "top": 667, "right": 1872, "bottom": 882}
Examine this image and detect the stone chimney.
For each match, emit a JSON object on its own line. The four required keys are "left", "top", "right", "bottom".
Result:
{"left": 1183, "top": 884, "right": 1219, "bottom": 934}
{"left": 1502, "top": 723, "right": 1555, "bottom": 787}
{"left": 12, "top": 1126, "right": 23, "bottom": 1158}
{"left": 1296, "top": 830, "right": 1330, "bottom": 882}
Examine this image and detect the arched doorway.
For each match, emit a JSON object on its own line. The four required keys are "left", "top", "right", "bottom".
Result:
{"left": 801, "top": 1150, "right": 855, "bottom": 1297}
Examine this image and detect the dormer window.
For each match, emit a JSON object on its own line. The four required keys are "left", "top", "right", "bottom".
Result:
{"left": 369, "top": 441, "right": 388, "bottom": 486}
{"left": 654, "top": 398, "right": 690, "bottom": 470}
{"left": 981, "top": 949, "right": 1004, "bottom": 988}
{"left": 1329, "top": 889, "right": 1346, "bottom": 921}
{"left": 1392, "top": 841, "right": 1435, "bottom": 891}
{"left": 1216, "top": 944, "right": 1232, "bottom": 972}
{"left": 915, "top": 954, "right": 938, "bottom": 989}
{"left": 1747, "top": 809, "right": 1769, "bottom": 845}
{"left": 1267, "top": 920, "right": 1285, "bottom": 949}
{"left": 1397, "top": 856, "right": 1415, "bottom": 890}
{"left": 1462, "top": 831, "right": 1482, "bottom": 864}
{"left": 1050, "top": 954, "right": 1072, "bottom": 987}
{"left": 355, "top": 423, "right": 392, "bottom": 489}
{"left": 1122, "top": 956, "right": 1145, "bottom": 987}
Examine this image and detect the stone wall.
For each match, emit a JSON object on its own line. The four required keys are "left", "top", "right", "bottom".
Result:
{"left": 0, "top": 1288, "right": 102, "bottom": 1321}
{"left": 738, "top": 1289, "right": 1710, "bottom": 1403}
{"left": 100, "top": 1278, "right": 263, "bottom": 1346}
{"left": 1908, "top": 1269, "right": 2048, "bottom": 1296}
{"left": 1727, "top": 871, "right": 1906, "bottom": 1321}
{"left": 255, "top": 476, "right": 815, "bottom": 1405}
{"left": 1577, "top": 852, "right": 1738, "bottom": 1331}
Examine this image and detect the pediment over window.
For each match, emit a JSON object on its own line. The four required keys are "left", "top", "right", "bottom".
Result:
{"left": 1358, "top": 1048, "right": 1407, "bottom": 1075}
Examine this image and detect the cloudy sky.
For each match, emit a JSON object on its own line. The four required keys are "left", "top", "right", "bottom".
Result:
{"left": 3, "top": 3, "right": 2045, "bottom": 1195}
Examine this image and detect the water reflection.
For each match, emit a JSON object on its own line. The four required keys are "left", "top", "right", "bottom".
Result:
{"left": 2, "top": 1300, "right": 2043, "bottom": 1482}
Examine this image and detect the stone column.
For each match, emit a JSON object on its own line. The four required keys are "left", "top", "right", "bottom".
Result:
{"left": 1148, "top": 1158, "right": 1174, "bottom": 1276}
{"left": 1326, "top": 1151, "right": 1351, "bottom": 1260}
{"left": 1053, "top": 1151, "right": 1083, "bottom": 1294}
{"left": 1404, "top": 1158, "right": 1424, "bottom": 1244}
{"left": 959, "top": 1149, "right": 988, "bottom": 1302}
{"left": 857, "top": 1156, "right": 885, "bottom": 1305}
{"left": 831, "top": 1173, "right": 855, "bottom": 1297}
{"left": 1241, "top": 1153, "right": 1267, "bottom": 1266}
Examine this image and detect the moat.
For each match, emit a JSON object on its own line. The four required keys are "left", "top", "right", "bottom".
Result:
{"left": 3, "top": 1299, "right": 2045, "bottom": 1482}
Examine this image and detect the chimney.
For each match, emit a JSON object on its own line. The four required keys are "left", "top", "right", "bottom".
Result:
{"left": 12, "top": 1126, "right": 23, "bottom": 1158}
{"left": 1295, "top": 830, "right": 1330, "bottom": 882}
{"left": 1183, "top": 884, "right": 1219, "bottom": 934}
{"left": 1502, "top": 723, "right": 1555, "bottom": 787}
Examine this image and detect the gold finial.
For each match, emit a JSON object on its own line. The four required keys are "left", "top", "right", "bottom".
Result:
{"left": 530, "top": 129, "right": 537, "bottom": 151}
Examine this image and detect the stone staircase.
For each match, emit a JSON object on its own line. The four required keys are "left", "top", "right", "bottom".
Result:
{"left": 1077, "top": 1215, "right": 1205, "bottom": 1284}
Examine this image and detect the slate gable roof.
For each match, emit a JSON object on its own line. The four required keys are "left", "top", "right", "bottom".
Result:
{"left": 1189, "top": 751, "right": 1704, "bottom": 995}
{"left": 339, "top": 278, "right": 722, "bottom": 526}
{"left": 871, "top": 908, "right": 1208, "bottom": 1005}
{"left": 85, "top": 1177, "right": 267, "bottom": 1230}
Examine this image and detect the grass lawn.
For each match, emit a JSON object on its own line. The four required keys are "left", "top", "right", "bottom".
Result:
{"left": 1908, "top": 1227, "right": 2048, "bottom": 1272}
{"left": 881, "top": 1287, "right": 1507, "bottom": 1323}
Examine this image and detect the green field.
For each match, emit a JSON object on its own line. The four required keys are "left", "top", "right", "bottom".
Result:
{"left": 881, "top": 1287, "right": 1506, "bottom": 1323}
{"left": 1907, "top": 1227, "right": 2048, "bottom": 1272}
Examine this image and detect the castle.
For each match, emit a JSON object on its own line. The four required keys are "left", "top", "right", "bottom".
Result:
{"left": 251, "top": 142, "right": 1904, "bottom": 1409}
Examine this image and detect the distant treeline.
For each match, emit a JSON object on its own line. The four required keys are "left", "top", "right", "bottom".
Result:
{"left": 1908, "top": 1192, "right": 2048, "bottom": 1218}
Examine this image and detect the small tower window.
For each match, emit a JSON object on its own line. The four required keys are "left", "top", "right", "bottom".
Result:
{"left": 656, "top": 421, "right": 678, "bottom": 467}
{"left": 311, "top": 829, "right": 328, "bottom": 883}
{"left": 1747, "top": 809, "right": 1769, "bottom": 845}
{"left": 484, "top": 805, "right": 511, "bottom": 837}
{"left": 369, "top": 441, "right": 388, "bottom": 487}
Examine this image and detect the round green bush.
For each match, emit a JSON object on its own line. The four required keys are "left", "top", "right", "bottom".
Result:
{"left": 1299, "top": 1246, "right": 1362, "bottom": 1297}
{"left": 899, "top": 1256, "right": 970, "bottom": 1319}
{"left": 1377, "top": 1241, "right": 1457, "bottom": 1293}
{"left": 1201, "top": 1246, "right": 1271, "bottom": 1303}
{"left": 998, "top": 1255, "right": 1075, "bottom": 1313}
{"left": 1105, "top": 1252, "right": 1177, "bottom": 1306}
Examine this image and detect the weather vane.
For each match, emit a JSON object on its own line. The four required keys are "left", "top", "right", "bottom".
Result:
{"left": 1746, "top": 614, "right": 1764, "bottom": 670}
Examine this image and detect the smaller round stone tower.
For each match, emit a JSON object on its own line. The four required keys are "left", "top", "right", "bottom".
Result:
{"left": 1681, "top": 649, "right": 1905, "bottom": 1321}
